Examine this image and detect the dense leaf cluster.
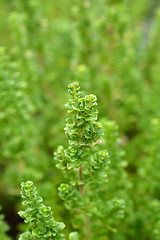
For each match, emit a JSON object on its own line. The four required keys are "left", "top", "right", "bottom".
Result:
{"left": 18, "top": 181, "right": 65, "bottom": 240}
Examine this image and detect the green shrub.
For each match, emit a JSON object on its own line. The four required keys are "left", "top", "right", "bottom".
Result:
{"left": 19, "top": 82, "right": 125, "bottom": 239}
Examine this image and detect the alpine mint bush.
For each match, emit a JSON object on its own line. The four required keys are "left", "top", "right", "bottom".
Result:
{"left": 18, "top": 82, "right": 125, "bottom": 239}
{"left": 54, "top": 82, "right": 125, "bottom": 239}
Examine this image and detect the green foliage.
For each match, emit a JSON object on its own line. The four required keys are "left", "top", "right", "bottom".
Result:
{"left": 18, "top": 181, "right": 65, "bottom": 240}
{"left": 54, "top": 82, "right": 125, "bottom": 239}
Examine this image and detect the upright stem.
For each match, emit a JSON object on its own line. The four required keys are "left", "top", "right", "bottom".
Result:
{"left": 78, "top": 164, "right": 91, "bottom": 239}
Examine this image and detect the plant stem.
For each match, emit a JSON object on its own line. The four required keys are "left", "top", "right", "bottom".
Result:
{"left": 78, "top": 164, "right": 91, "bottom": 239}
